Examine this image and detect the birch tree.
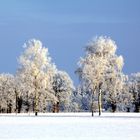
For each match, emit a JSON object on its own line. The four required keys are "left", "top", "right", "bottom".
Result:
{"left": 17, "top": 39, "right": 57, "bottom": 115}
{"left": 76, "top": 36, "right": 124, "bottom": 116}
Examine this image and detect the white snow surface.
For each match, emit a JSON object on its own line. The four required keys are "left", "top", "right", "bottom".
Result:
{"left": 0, "top": 113, "right": 140, "bottom": 140}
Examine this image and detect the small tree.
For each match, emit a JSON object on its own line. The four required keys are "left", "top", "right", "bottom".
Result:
{"left": 117, "top": 75, "right": 134, "bottom": 112}
{"left": 104, "top": 56, "right": 124, "bottom": 112}
{"left": 52, "top": 71, "right": 74, "bottom": 112}
{"left": 128, "top": 73, "right": 140, "bottom": 112}
{"left": 0, "top": 74, "right": 16, "bottom": 113}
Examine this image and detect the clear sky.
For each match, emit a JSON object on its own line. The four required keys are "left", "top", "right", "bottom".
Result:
{"left": 0, "top": 0, "right": 140, "bottom": 85}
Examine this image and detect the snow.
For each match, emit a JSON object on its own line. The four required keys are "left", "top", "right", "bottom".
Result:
{"left": 0, "top": 113, "right": 140, "bottom": 140}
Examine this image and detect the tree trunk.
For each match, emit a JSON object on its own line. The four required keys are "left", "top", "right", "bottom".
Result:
{"left": 7, "top": 100, "right": 8, "bottom": 113}
{"left": 8, "top": 103, "right": 12, "bottom": 113}
{"left": 56, "top": 102, "right": 59, "bottom": 113}
{"left": 15, "top": 90, "right": 22, "bottom": 114}
{"left": 111, "top": 102, "right": 116, "bottom": 112}
{"left": 52, "top": 104, "right": 55, "bottom": 113}
{"left": 15, "top": 90, "right": 18, "bottom": 113}
{"left": 134, "top": 103, "right": 140, "bottom": 112}
{"left": 98, "top": 89, "right": 102, "bottom": 116}
{"left": 91, "top": 93, "right": 94, "bottom": 117}
{"left": 34, "top": 75, "right": 38, "bottom": 116}
{"left": 35, "top": 92, "right": 38, "bottom": 116}
{"left": 18, "top": 97, "right": 22, "bottom": 113}
{"left": 52, "top": 102, "right": 59, "bottom": 113}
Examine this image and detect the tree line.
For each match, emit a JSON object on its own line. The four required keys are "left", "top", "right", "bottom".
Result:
{"left": 0, "top": 36, "right": 140, "bottom": 116}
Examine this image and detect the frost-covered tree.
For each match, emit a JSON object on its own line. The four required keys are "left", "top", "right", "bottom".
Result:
{"left": 76, "top": 36, "right": 124, "bottom": 116}
{"left": 128, "top": 73, "right": 140, "bottom": 112}
{"left": 103, "top": 55, "right": 124, "bottom": 112}
{"left": 116, "top": 75, "right": 134, "bottom": 112}
{"left": 69, "top": 90, "right": 81, "bottom": 112}
{"left": 52, "top": 71, "right": 74, "bottom": 112}
{"left": 13, "top": 75, "right": 24, "bottom": 113}
{"left": 16, "top": 39, "right": 57, "bottom": 115}
{"left": 0, "top": 74, "right": 16, "bottom": 113}
{"left": 75, "top": 85, "right": 93, "bottom": 112}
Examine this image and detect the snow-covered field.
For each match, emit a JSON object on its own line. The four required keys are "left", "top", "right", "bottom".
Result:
{"left": 0, "top": 113, "right": 140, "bottom": 140}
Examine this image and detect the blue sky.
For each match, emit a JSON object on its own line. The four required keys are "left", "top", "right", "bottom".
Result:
{"left": 0, "top": 0, "right": 140, "bottom": 85}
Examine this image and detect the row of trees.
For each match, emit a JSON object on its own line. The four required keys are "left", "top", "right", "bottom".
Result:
{"left": 0, "top": 40, "right": 74, "bottom": 115}
{"left": 0, "top": 37, "right": 140, "bottom": 116}
{"left": 75, "top": 37, "right": 140, "bottom": 115}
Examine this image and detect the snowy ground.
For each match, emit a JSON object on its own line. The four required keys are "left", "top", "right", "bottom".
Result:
{"left": 0, "top": 113, "right": 140, "bottom": 140}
